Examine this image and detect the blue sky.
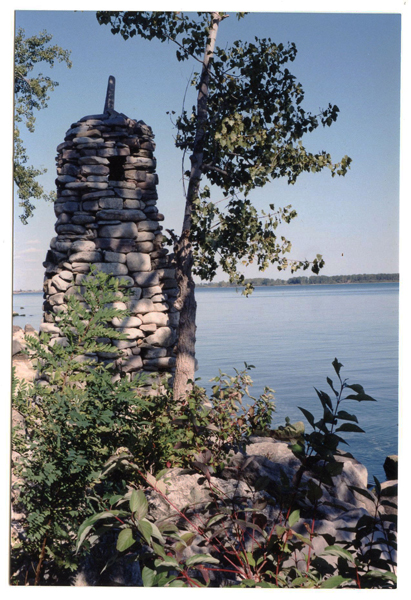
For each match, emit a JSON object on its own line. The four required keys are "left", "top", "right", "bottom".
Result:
{"left": 11, "top": 5, "right": 402, "bottom": 290}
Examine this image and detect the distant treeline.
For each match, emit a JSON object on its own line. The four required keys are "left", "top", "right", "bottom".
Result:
{"left": 197, "top": 273, "right": 399, "bottom": 288}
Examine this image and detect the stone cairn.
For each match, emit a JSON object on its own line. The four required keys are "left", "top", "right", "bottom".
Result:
{"left": 41, "top": 76, "right": 179, "bottom": 391}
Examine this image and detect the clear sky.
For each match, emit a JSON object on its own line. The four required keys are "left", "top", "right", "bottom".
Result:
{"left": 11, "top": 5, "right": 402, "bottom": 290}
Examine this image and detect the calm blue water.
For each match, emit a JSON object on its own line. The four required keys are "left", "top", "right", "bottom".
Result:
{"left": 13, "top": 283, "right": 399, "bottom": 482}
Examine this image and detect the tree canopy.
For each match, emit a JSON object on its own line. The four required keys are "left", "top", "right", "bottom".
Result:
{"left": 97, "top": 11, "right": 351, "bottom": 289}
{"left": 14, "top": 27, "right": 72, "bottom": 223}
{"left": 97, "top": 11, "right": 352, "bottom": 398}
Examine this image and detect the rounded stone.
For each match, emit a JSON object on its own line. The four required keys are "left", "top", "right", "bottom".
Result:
{"left": 144, "top": 327, "right": 176, "bottom": 348}
{"left": 128, "top": 298, "right": 155, "bottom": 314}
{"left": 141, "top": 312, "right": 169, "bottom": 326}
{"left": 112, "top": 316, "right": 142, "bottom": 328}
{"left": 126, "top": 253, "right": 151, "bottom": 272}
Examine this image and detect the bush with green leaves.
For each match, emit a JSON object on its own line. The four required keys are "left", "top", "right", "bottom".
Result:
{"left": 131, "top": 364, "right": 275, "bottom": 472}
{"left": 11, "top": 268, "right": 148, "bottom": 585}
{"left": 77, "top": 359, "right": 396, "bottom": 589}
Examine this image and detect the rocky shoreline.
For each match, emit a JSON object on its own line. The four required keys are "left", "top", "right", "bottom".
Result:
{"left": 12, "top": 324, "right": 397, "bottom": 586}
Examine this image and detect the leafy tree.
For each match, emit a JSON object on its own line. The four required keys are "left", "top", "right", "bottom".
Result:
{"left": 14, "top": 27, "right": 72, "bottom": 223}
{"left": 96, "top": 11, "right": 352, "bottom": 398}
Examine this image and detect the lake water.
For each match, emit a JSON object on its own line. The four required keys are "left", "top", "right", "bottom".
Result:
{"left": 13, "top": 283, "right": 399, "bottom": 482}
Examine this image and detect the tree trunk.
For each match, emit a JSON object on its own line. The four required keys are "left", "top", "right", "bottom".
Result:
{"left": 172, "top": 12, "right": 223, "bottom": 400}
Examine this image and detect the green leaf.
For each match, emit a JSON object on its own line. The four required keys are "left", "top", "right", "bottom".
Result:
{"left": 185, "top": 553, "right": 220, "bottom": 566}
{"left": 336, "top": 423, "right": 365, "bottom": 433}
{"left": 130, "top": 489, "right": 148, "bottom": 520}
{"left": 363, "top": 570, "right": 397, "bottom": 583}
{"left": 336, "top": 410, "right": 358, "bottom": 423}
{"left": 345, "top": 392, "right": 376, "bottom": 402}
{"left": 288, "top": 509, "right": 300, "bottom": 527}
{"left": 137, "top": 519, "right": 153, "bottom": 544}
{"left": 142, "top": 566, "right": 156, "bottom": 587}
{"left": 116, "top": 528, "right": 135, "bottom": 552}
{"left": 298, "top": 406, "right": 315, "bottom": 429}
{"left": 346, "top": 384, "right": 364, "bottom": 394}
{"left": 320, "top": 575, "right": 350, "bottom": 588}
{"left": 332, "top": 358, "right": 343, "bottom": 376}
{"left": 323, "top": 545, "right": 354, "bottom": 563}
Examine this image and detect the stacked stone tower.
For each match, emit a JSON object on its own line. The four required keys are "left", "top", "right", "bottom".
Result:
{"left": 41, "top": 76, "right": 179, "bottom": 386}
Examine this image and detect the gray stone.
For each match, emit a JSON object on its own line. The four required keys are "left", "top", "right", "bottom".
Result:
{"left": 142, "top": 286, "right": 163, "bottom": 297}
{"left": 125, "top": 157, "right": 156, "bottom": 168}
{"left": 121, "top": 355, "right": 143, "bottom": 373}
{"left": 82, "top": 200, "right": 100, "bottom": 211}
{"left": 140, "top": 324, "right": 157, "bottom": 333}
{"left": 54, "top": 240, "right": 73, "bottom": 252}
{"left": 124, "top": 200, "right": 142, "bottom": 209}
{"left": 93, "top": 263, "right": 128, "bottom": 275}
{"left": 136, "top": 231, "right": 155, "bottom": 242}
{"left": 78, "top": 156, "right": 109, "bottom": 165}
{"left": 73, "top": 136, "right": 104, "bottom": 145}
{"left": 128, "top": 298, "right": 155, "bottom": 314}
{"left": 80, "top": 165, "right": 109, "bottom": 176}
{"left": 144, "top": 327, "right": 176, "bottom": 347}
{"left": 59, "top": 270, "right": 74, "bottom": 281}
{"left": 12, "top": 340, "right": 23, "bottom": 356}
{"left": 113, "top": 339, "right": 137, "bottom": 349}
{"left": 135, "top": 242, "right": 154, "bottom": 253}
{"left": 112, "top": 301, "right": 128, "bottom": 311}
{"left": 99, "top": 223, "right": 138, "bottom": 239}
{"left": 153, "top": 302, "right": 169, "bottom": 313}
{"left": 98, "top": 209, "right": 145, "bottom": 221}
{"left": 48, "top": 293, "right": 66, "bottom": 306}
{"left": 114, "top": 188, "right": 143, "bottom": 200}
{"left": 104, "top": 252, "right": 126, "bottom": 263}
{"left": 55, "top": 224, "right": 87, "bottom": 235}
{"left": 95, "top": 238, "right": 136, "bottom": 253}
{"left": 137, "top": 220, "right": 159, "bottom": 232}
{"left": 112, "top": 316, "right": 142, "bottom": 328}
{"left": 72, "top": 214, "right": 96, "bottom": 225}
{"left": 143, "top": 357, "right": 176, "bottom": 369}
{"left": 71, "top": 240, "right": 96, "bottom": 253}
{"left": 40, "top": 323, "right": 61, "bottom": 334}
{"left": 118, "top": 328, "right": 145, "bottom": 340}
{"left": 49, "top": 337, "right": 69, "bottom": 348}
{"left": 143, "top": 347, "right": 167, "bottom": 359}
{"left": 50, "top": 274, "right": 71, "bottom": 292}
{"left": 141, "top": 312, "right": 169, "bottom": 326}
{"left": 99, "top": 198, "right": 123, "bottom": 210}
{"left": 82, "top": 189, "right": 115, "bottom": 200}
{"left": 133, "top": 271, "right": 160, "bottom": 288}
{"left": 126, "top": 253, "right": 151, "bottom": 272}
{"left": 383, "top": 455, "right": 398, "bottom": 480}
{"left": 69, "top": 251, "right": 102, "bottom": 263}
{"left": 72, "top": 263, "right": 91, "bottom": 273}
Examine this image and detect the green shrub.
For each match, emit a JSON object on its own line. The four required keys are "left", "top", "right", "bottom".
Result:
{"left": 131, "top": 364, "right": 275, "bottom": 472}
{"left": 77, "top": 360, "right": 396, "bottom": 589}
{"left": 11, "top": 268, "right": 148, "bottom": 584}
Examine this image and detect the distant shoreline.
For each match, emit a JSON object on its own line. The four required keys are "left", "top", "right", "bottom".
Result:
{"left": 197, "top": 273, "right": 399, "bottom": 289}
{"left": 13, "top": 273, "right": 399, "bottom": 294}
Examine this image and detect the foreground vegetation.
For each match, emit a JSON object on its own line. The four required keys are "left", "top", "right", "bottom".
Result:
{"left": 11, "top": 271, "right": 397, "bottom": 587}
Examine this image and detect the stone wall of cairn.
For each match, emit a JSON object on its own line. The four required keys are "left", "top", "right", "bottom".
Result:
{"left": 41, "top": 108, "right": 179, "bottom": 390}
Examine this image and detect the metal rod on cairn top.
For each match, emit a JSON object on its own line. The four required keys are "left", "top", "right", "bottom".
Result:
{"left": 104, "top": 75, "right": 116, "bottom": 112}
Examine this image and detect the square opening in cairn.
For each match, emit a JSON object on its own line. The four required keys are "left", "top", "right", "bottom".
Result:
{"left": 108, "top": 155, "right": 127, "bottom": 181}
